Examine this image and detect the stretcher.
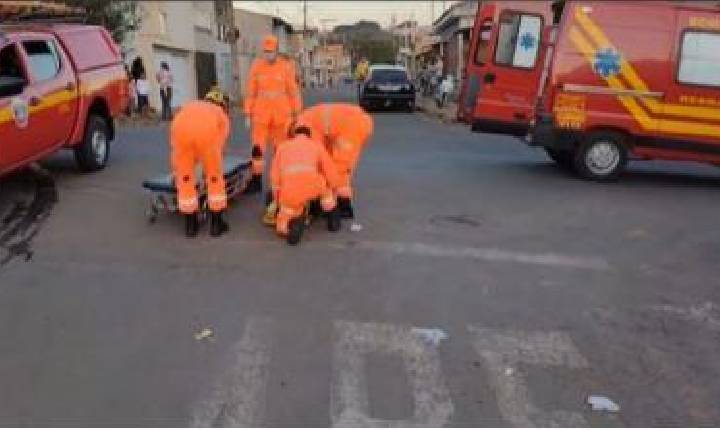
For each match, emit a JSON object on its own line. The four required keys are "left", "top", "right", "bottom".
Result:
{"left": 142, "top": 156, "right": 251, "bottom": 224}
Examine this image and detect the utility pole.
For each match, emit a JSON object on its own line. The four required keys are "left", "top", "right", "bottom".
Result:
{"left": 225, "top": 0, "right": 241, "bottom": 108}
{"left": 302, "top": 0, "right": 307, "bottom": 87}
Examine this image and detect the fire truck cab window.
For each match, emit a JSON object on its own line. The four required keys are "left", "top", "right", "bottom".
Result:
{"left": 22, "top": 40, "right": 61, "bottom": 82}
{"left": 495, "top": 12, "right": 542, "bottom": 69}
{"left": 678, "top": 31, "right": 720, "bottom": 87}
{"left": 0, "top": 44, "right": 24, "bottom": 80}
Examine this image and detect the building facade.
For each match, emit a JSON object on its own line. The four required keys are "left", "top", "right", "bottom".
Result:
{"left": 122, "top": 1, "right": 234, "bottom": 112}
{"left": 312, "top": 43, "right": 351, "bottom": 87}
{"left": 432, "top": 0, "right": 479, "bottom": 82}
{"left": 391, "top": 20, "right": 419, "bottom": 76}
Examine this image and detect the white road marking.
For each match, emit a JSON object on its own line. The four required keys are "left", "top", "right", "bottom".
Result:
{"left": 220, "top": 238, "right": 611, "bottom": 271}
{"left": 331, "top": 320, "right": 454, "bottom": 427}
{"left": 191, "top": 317, "right": 273, "bottom": 427}
{"left": 468, "top": 327, "right": 589, "bottom": 427}
{"left": 325, "top": 241, "right": 611, "bottom": 271}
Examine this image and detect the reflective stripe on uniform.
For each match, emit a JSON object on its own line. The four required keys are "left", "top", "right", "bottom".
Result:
{"left": 208, "top": 195, "right": 227, "bottom": 204}
{"left": 178, "top": 197, "right": 199, "bottom": 211}
{"left": 257, "top": 90, "right": 286, "bottom": 99}
{"left": 337, "top": 186, "right": 352, "bottom": 198}
{"left": 335, "top": 137, "right": 354, "bottom": 151}
{"left": 283, "top": 164, "right": 314, "bottom": 175}
{"left": 280, "top": 206, "right": 300, "bottom": 216}
{"left": 320, "top": 195, "right": 336, "bottom": 210}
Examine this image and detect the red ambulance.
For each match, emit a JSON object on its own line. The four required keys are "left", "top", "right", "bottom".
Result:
{"left": 458, "top": 1, "right": 555, "bottom": 134}
{"left": 462, "top": 0, "right": 720, "bottom": 181}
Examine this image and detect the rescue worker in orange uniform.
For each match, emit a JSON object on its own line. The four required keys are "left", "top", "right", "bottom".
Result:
{"left": 170, "top": 89, "right": 231, "bottom": 238}
{"left": 244, "top": 35, "right": 302, "bottom": 194}
{"left": 295, "top": 103, "right": 374, "bottom": 218}
{"left": 271, "top": 124, "right": 343, "bottom": 245}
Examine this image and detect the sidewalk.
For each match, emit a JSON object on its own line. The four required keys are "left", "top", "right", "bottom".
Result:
{"left": 415, "top": 94, "right": 458, "bottom": 124}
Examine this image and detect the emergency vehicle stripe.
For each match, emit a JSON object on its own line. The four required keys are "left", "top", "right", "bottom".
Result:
{"left": 0, "top": 107, "right": 12, "bottom": 124}
{"left": 569, "top": 26, "right": 720, "bottom": 138}
{"left": 0, "top": 75, "right": 125, "bottom": 126}
{"left": 574, "top": 7, "right": 720, "bottom": 122}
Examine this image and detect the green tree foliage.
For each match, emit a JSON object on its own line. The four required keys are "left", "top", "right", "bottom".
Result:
{"left": 61, "top": 0, "right": 140, "bottom": 43}
{"left": 330, "top": 20, "right": 396, "bottom": 65}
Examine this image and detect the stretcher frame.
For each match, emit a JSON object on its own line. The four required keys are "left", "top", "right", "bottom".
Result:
{"left": 141, "top": 156, "right": 251, "bottom": 224}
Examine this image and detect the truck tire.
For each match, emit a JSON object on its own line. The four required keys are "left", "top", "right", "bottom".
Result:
{"left": 545, "top": 148, "right": 575, "bottom": 171}
{"left": 573, "top": 131, "right": 628, "bottom": 181}
{"left": 75, "top": 115, "right": 110, "bottom": 172}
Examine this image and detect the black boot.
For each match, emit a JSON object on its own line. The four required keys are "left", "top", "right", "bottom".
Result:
{"left": 185, "top": 213, "right": 199, "bottom": 238}
{"left": 210, "top": 211, "right": 229, "bottom": 237}
{"left": 308, "top": 199, "right": 323, "bottom": 219}
{"left": 326, "top": 207, "right": 341, "bottom": 232}
{"left": 287, "top": 217, "right": 305, "bottom": 245}
{"left": 244, "top": 174, "right": 262, "bottom": 195}
{"left": 337, "top": 197, "right": 354, "bottom": 219}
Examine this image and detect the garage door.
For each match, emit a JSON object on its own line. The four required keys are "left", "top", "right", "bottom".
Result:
{"left": 153, "top": 47, "right": 191, "bottom": 109}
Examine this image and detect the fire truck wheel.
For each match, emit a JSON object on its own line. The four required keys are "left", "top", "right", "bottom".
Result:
{"left": 75, "top": 115, "right": 110, "bottom": 172}
{"left": 574, "top": 131, "right": 628, "bottom": 181}
{"left": 545, "top": 148, "right": 575, "bottom": 171}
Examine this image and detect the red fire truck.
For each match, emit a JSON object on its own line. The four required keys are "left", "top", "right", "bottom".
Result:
{"left": 0, "top": 3, "right": 128, "bottom": 176}
{"left": 461, "top": 0, "right": 720, "bottom": 181}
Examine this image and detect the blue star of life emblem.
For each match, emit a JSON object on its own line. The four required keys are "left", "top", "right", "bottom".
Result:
{"left": 519, "top": 32, "right": 536, "bottom": 50}
{"left": 593, "top": 48, "right": 621, "bottom": 78}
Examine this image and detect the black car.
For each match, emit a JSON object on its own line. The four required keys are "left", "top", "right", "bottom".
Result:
{"left": 359, "top": 65, "right": 415, "bottom": 112}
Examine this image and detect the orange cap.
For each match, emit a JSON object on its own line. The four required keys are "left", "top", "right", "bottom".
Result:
{"left": 262, "top": 35, "right": 278, "bottom": 52}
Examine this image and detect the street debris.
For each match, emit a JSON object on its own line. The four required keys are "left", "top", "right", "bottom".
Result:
{"left": 587, "top": 394, "right": 620, "bottom": 413}
{"left": 411, "top": 327, "right": 448, "bottom": 346}
{"left": 194, "top": 328, "right": 214, "bottom": 341}
{"left": 651, "top": 302, "right": 720, "bottom": 332}
{"left": 350, "top": 223, "right": 363, "bottom": 232}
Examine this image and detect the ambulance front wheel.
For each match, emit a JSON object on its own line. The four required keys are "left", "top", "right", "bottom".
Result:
{"left": 574, "top": 131, "right": 628, "bottom": 181}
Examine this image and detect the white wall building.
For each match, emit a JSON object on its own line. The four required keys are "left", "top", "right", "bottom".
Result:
{"left": 122, "top": 1, "right": 231, "bottom": 112}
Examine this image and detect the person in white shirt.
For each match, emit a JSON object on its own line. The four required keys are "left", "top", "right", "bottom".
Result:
{"left": 156, "top": 62, "right": 174, "bottom": 120}
{"left": 135, "top": 72, "right": 150, "bottom": 116}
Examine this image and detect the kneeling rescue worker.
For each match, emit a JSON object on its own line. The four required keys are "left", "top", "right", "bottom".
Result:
{"left": 271, "top": 123, "right": 343, "bottom": 245}
{"left": 244, "top": 34, "right": 302, "bottom": 194}
{"left": 170, "top": 88, "right": 231, "bottom": 238}
{"left": 295, "top": 103, "right": 373, "bottom": 218}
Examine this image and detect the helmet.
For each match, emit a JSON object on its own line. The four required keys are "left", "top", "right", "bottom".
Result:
{"left": 204, "top": 87, "right": 226, "bottom": 107}
{"left": 262, "top": 35, "right": 279, "bottom": 52}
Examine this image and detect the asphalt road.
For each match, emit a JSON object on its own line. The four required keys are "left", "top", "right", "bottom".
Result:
{"left": 1, "top": 87, "right": 720, "bottom": 426}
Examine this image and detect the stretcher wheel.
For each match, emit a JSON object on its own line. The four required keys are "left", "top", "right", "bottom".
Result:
{"left": 146, "top": 206, "right": 158, "bottom": 224}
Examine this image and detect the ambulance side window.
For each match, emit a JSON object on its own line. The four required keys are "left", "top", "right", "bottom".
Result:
{"left": 494, "top": 12, "right": 542, "bottom": 69}
{"left": 678, "top": 31, "right": 720, "bottom": 87}
{"left": 474, "top": 19, "right": 493, "bottom": 65}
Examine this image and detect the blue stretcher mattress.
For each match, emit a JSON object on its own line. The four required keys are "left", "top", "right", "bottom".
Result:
{"left": 142, "top": 156, "right": 251, "bottom": 193}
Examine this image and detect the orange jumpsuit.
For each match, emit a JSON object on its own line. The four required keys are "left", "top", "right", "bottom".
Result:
{"left": 244, "top": 56, "right": 302, "bottom": 176}
{"left": 170, "top": 100, "right": 230, "bottom": 214}
{"left": 271, "top": 135, "right": 342, "bottom": 236}
{"left": 296, "top": 103, "right": 373, "bottom": 199}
